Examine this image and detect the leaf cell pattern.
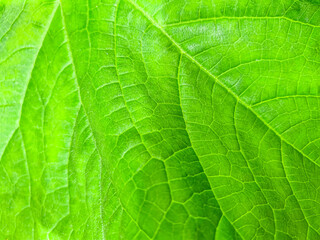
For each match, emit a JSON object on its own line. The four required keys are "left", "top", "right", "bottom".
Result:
{"left": 1, "top": 0, "right": 320, "bottom": 239}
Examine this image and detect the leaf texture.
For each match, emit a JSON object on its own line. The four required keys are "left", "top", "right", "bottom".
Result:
{"left": 1, "top": 0, "right": 320, "bottom": 239}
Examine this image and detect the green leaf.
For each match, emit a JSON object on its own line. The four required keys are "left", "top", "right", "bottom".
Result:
{"left": 1, "top": 0, "right": 320, "bottom": 239}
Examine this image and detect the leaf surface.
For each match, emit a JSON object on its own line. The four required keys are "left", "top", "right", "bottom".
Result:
{"left": 1, "top": 0, "right": 320, "bottom": 239}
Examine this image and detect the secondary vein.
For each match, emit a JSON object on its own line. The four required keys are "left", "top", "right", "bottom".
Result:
{"left": 125, "top": 0, "right": 320, "bottom": 171}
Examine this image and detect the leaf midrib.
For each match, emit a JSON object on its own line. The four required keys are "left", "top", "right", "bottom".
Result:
{"left": 126, "top": 0, "right": 319, "bottom": 170}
